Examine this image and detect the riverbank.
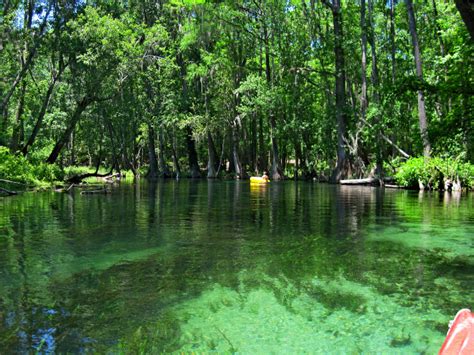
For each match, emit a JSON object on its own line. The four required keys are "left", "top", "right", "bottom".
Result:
{"left": 1, "top": 148, "right": 473, "bottom": 196}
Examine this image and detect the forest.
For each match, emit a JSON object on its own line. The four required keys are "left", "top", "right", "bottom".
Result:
{"left": 1, "top": 1, "right": 474, "bottom": 352}
{"left": 1, "top": 0, "right": 473, "bottom": 189}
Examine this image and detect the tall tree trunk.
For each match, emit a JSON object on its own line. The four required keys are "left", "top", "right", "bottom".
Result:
{"left": 263, "top": 24, "right": 283, "bottom": 180}
{"left": 147, "top": 123, "right": 159, "bottom": 179}
{"left": 390, "top": 0, "right": 396, "bottom": 83}
{"left": 8, "top": 11, "right": 32, "bottom": 151}
{"left": 9, "top": 81, "right": 26, "bottom": 152}
{"left": 251, "top": 112, "right": 257, "bottom": 173}
{"left": 257, "top": 43, "right": 266, "bottom": 173}
{"left": 0, "top": 49, "right": 33, "bottom": 121}
{"left": 430, "top": 0, "right": 449, "bottom": 118}
{"left": 280, "top": 138, "right": 287, "bottom": 174}
{"left": 1, "top": 1, "right": 13, "bottom": 51}
{"left": 431, "top": 0, "right": 446, "bottom": 57}
{"left": 455, "top": 0, "right": 474, "bottom": 41}
{"left": 1, "top": 102, "right": 8, "bottom": 146}
{"left": 294, "top": 138, "right": 302, "bottom": 179}
{"left": 207, "top": 131, "right": 218, "bottom": 178}
{"left": 231, "top": 120, "right": 244, "bottom": 178}
{"left": 0, "top": 3, "right": 51, "bottom": 129}
{"left": 158, "top": 127, "right": 170, "bottom": 177}
{"left": 360, "top": 0, "right": 368, "bottom": 121}
{"left": 325, "top": 0, "right": 349, "bottom": 182}
{"left": 106, "top": 118, "right": 120, "bottom": 172}
{"left": 46, "top": 96, "right": 92, "bottom": 164}
{"left": 176, "top": 50, "right": 199, "bottom": 178}
{"left": 169, "top": 130, "right": 181, "bottom": 178}
{"left": 406, "top": 0, "right": 431, "bottom": 157}
{"left": 269, "top": 114, "right": 283, "bottom": 179}
{"left": 22, "top": 72, "right": 60, "bottom": 156}
{"left": 258, "top": 114, "right": 266, "bottom": 172}
{"left": 69, "top": 131, "right": 75, "bottom": 166}
{"left": 186, "top": 127, "right": 200, "bottom": 178}
{"left": 369, "top": 0, "right": 384, "bottom": 179}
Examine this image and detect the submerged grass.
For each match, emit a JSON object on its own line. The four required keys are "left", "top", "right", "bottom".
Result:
{"left": 366, "top": 223, "right": 474, "bottom": 259}
{"left": 114, "top": 270, "right": 447, "bottom": 354}
{"left": 1, "top": 182, "right": 471, "bottom": 353}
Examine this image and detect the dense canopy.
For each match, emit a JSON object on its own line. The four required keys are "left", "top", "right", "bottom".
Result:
{"left": 1, "top": 0, "right": 473, "bottom": 183}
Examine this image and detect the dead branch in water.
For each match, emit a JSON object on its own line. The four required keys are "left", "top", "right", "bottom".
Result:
{"left": 0, "top": 179, "right": 28, "bottom": 186}
{"left": 0, "top": 187, "right": 18, "bottom": 196}
{"left": 67, "top": 169, "right": 113, "bottom": 184}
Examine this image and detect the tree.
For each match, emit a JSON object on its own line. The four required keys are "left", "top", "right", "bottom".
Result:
{"left": 322, "top": 0, "right": 349, "bottom": 182}
{"left": 406, "top": 0, "right": 431, "bottom": 158}
{"left": 1, "top": 0, "right": 471, "bottom": 184}
{"left": 45, "top": 7, "right": 143, "bottom": 164}
{"left": 1, "top": 1, "right": 52, "bottom": 133}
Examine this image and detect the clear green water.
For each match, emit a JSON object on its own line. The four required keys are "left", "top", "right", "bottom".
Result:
{"left": 0, "top": 182, "right": 472, "bottom": 353}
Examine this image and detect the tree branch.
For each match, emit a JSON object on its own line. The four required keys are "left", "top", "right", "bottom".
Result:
{"left": 360, "top": 117, "right": 411, "bottom": 159}
{"left": 320, "top": 0, "right": 333, "bottom": 11}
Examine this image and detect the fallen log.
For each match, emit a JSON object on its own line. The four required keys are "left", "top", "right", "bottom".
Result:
{"left": 340, "top": 178, "right": 378, "bottom": 185}
{"left": 0, "top": 187, "right": 18, "bottom": 196}
{"left": 340, "top": 177, "right": 395, "bottom": 186}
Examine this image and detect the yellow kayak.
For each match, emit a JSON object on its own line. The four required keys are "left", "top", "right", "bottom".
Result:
{"left": 250, "top": 176, "right": 269, "bottom": 184}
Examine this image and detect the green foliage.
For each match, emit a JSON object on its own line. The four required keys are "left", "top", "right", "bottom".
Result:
{"left": 395, "top": 156, "right": 474, "bottom": 189}
{"left": 0, "top": 0, "right": 472, "bottom": 181}
{"left": 0, "top": 147, "right": 63, "bottom": 185}
{"left": 27, "top": 143, "right": 57, "bottom": 165}
{"left": 63, "top": 166, "right": 97, "bottom": 180}
{"left": 32, "top": 163, "right": 64, "bottom": 183}
{"left": 394, "top": 157, "right": 427, "bottom": 188}
{"left": 236, "top": 74, "right": 275, "bottom": 117}
{"left": 0, "top": 147, "right": 35, "bottom": 184}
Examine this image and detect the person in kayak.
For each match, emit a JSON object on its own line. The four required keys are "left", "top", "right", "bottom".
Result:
{"left": 262, "top": 171, "right": 269, "bottom": 181}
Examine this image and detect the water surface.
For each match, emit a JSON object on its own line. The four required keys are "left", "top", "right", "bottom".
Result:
{"left": 0, "top": 182, "right": 472, "bottom": 353}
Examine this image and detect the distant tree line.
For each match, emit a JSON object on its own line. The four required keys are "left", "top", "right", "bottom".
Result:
{"left": 1, "top": 0, "right": 472, "bottom": 181}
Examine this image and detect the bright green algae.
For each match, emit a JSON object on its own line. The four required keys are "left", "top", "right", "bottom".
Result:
{"left": 0, "top": 182, "right": 472, "bottom": 353}
{"left": 168, "top": 274, "right": 445, "bottom": 354}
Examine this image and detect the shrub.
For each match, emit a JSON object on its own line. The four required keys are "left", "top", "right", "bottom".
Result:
{"left": 0, "top": 147, "right": 35, "bottom": 184}
{"left": 32, "top": 163, "right": 64, "bottom": 183}
{"left": 395, "top": 156, "right": 474, "bottom": 190}
{"left": 394, "top": 157, "right": 427, "bottom": 188}
{"left": 27, "top": 143, "right": 56, "bottom": 165}
{"left": 63, "top": 166, "right": 95, "bottom": 180}
{"left": 0, "top": 147, "right": 63, "bottom": 185}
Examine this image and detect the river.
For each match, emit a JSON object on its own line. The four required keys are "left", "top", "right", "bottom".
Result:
{"left": 0, "top": 181, "right": 472, "bottom": 353}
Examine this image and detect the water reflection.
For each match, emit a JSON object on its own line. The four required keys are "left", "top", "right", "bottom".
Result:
{"left": 0, "top": 182, "right": 472, "bottom": 352}
{"left": 442, "top": 191, "right": 461, "bottom": 207}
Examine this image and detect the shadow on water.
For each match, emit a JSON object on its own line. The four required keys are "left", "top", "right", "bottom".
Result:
{"left": 0, "top": 182, "right": 472, "bottom": 352}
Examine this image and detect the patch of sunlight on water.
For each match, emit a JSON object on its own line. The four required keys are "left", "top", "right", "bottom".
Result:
{"left": 161, "top": 271, "right": 446, "bottom": 354}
